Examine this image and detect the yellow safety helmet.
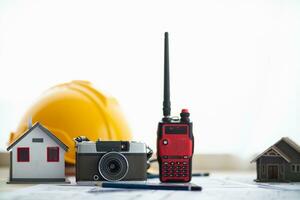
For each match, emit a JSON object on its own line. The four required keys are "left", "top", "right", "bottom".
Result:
{"left": 8, "top": 80, "right": 132, "bottom": 164}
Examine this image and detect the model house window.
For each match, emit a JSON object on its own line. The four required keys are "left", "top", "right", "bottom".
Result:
{"left": 291, "top": 164, "right": 300, "bottom": 173}
{"left": 47, "top": 147, "right": 59, "bottom": 162}
{"left": 32, "top": 138, "right": 44, "bottom": 143}
{"left": 17, "top": 147, "right": 30, "bottom": 162}
{"left": 262, "top": 165, "right": 265, "bottom": 173}
{"left": 292, "top": 165, "right": 295, "bottom": 172}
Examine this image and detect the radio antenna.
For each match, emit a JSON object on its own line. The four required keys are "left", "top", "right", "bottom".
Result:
{"left": 163, "top": 32, "right": 171, "bottom": 120}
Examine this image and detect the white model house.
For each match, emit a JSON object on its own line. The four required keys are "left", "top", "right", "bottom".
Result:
{"left": 7, "top": 122, "right": 68, "bottom": 183}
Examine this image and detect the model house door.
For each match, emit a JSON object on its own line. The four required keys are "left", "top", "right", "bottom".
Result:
{"left": 268, "top": 165, "right": 278, "bottom": 180}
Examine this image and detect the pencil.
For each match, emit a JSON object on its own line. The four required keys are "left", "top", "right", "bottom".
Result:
{"left": 101, "top": 182, "right": 202, "bottom": 191}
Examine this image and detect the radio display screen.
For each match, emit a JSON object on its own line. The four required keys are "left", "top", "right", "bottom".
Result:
{"left": 165, "top": 126, "right": 187, "bottom": 134}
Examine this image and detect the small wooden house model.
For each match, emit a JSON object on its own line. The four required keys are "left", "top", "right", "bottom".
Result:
{"left": 251, "top": 137, "right": 300, "bottom": 182}
{"left": 7, "top": 122, "right": 68, "bottom": 183}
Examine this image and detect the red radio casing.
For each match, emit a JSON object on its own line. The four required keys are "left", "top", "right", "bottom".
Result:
{"left": 157, "top": 110, "right": 194, "bottom": 182}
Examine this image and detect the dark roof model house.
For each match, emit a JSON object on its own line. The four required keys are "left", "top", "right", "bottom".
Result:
{"left": 7, "top": 121, "right": 69, "bottom": 183}
{"left": 251, "top": 137, "right": 300, "bottom": 182}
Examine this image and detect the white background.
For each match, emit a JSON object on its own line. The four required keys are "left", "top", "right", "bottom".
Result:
{"left": 0, "top": 0, "right": 300, "bottom": 158}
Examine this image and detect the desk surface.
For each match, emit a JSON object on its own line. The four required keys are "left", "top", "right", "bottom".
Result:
{"left": 0, "top": 167, "right": 300, "bottom": 200}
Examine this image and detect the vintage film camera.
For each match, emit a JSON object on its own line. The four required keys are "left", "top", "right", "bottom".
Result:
{"left": 75, "top": 137, "right": 149, "bottom": 182}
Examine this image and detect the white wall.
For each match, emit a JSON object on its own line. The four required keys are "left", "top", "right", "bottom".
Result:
{"left": 1, "top": 0, "right": 300, "bottom": 158}
{"left": 12, "top": 126, "right": 65, "bottom": 179}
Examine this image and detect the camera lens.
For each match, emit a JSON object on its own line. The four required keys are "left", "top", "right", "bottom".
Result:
{"left": 98, "top": 152, "right": 128, "bottom": 181}
{"left": 108, "top": 160, "right": 121, "bottom": 173}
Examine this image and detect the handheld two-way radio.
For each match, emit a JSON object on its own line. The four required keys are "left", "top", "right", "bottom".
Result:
{"left": 157, "top": 32, "right": 194, "bottom": 183}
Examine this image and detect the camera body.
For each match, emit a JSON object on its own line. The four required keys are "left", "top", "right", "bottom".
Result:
{"left": 75, "top": 138, "right": 148, "bottom": 182}
{"left": 157, "top": 109, "right": 194, "bottom": 182}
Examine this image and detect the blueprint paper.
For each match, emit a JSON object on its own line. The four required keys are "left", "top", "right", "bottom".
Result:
{"left": 1, "top": 175, "right": 300, "bottom": 200}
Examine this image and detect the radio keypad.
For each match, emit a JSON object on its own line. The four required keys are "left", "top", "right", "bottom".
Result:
{"left": 161, "top": 160, "right": 189, "bottom": 178}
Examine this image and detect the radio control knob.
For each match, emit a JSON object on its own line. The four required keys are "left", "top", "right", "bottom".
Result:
{"left": 180, "top": 109, "right": 190, "bottom": 122}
